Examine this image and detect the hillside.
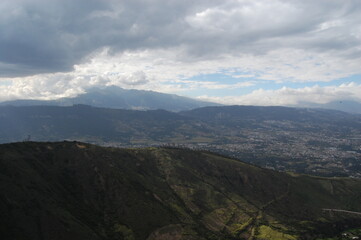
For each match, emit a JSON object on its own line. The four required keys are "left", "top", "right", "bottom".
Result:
{"left": 0, "top": 86, "right": 219, "bottom": 111}
{"left": 0, "top": 104, "right": 213, "bottom": 144}
{"left": 1, "top": 141, "right": 361, "bottom": 240}
{"left": 2, "top": 105, "right": 360, "bottom": 145}
{"left": 180, "top": 105, "right": 359, "bottom": 123}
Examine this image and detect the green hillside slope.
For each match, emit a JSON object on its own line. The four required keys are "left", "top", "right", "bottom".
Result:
{"left": 0, "top": 142, "right": 361, "bottom": 240}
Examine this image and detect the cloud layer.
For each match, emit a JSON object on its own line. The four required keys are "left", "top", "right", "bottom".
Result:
{"left": 197, "top": 82, "right": 361, "bottom": 106}
{"left": 0, "top": 0, "right": 360, "bottom": 105}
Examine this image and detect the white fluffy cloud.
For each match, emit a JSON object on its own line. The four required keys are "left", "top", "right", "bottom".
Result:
{"left": 197, "top": 82, "right": 361, "bottom": 106}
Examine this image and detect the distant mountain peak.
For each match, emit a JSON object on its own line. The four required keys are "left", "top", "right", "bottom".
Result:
{"left": 0, "top": 86, "right": 220, "bottom": 112}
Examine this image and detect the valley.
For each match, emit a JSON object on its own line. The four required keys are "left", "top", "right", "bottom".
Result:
{"left": 2, "top": 86, "right": 361, "bottom": 179}
{"left": 1, "top": 105, "right": 361, "bottom": 178}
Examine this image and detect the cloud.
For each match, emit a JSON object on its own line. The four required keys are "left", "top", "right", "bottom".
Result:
{"left": 1, "top": 0, "right": 361, "bottom": 106}
{"left": 197, "top": 82, "right": 361, "bottom": 106}
{"left": 118, "top": 71, "right": 149, "bottom": 86}
{"left": 0, "top": 46, "right": 359, "bottom": 102}
{"left": 1, "top": 0, "right": 360, "bottom": 78}
{"left": 67, "top": 47, "right": 361, "bottom": 85}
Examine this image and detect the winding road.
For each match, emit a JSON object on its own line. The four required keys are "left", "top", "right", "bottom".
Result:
{"left": 322, "top": 209, "right": 361, "bottom": 216}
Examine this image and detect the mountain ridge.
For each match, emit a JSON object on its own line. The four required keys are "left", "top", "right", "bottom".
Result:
{"left": 0, "top": 86, "right": 220, "bottom": 112}
{"left": 1, "top": 141, "right": 361, "bottom": 239}
{"left": 296, "top": 100, "right": 361, "bottom": 114}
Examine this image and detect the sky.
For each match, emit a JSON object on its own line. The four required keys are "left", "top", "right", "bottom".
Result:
{"left": 1, "top": 0, "right": 361, "bottom": 106}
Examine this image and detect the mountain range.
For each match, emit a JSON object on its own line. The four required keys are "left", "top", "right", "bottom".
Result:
{"left": 1, "top": 141, "right": 361, "bottom": 240}
{"left": 1, "top": 104, "right": 360, "bottom": 145}
{"left": 2, "top": 86, "right": 361, "bottom": 114}
{"left": 0, "top": 86, "right": 220, "bottom": 112}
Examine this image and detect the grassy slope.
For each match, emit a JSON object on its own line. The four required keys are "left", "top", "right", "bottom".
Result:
{"left": 0, "top": 142, "right": 361, "bottom": 240}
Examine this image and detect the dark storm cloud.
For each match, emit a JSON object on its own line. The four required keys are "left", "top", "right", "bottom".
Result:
{"left": 1, "top": 0, "right": 360, "bottom": 77}
{"left": 0, "top": 0, "right": 217, "bottom": 76}
{"left": 0, "top": 0, "right": 107, "bottom": 76}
